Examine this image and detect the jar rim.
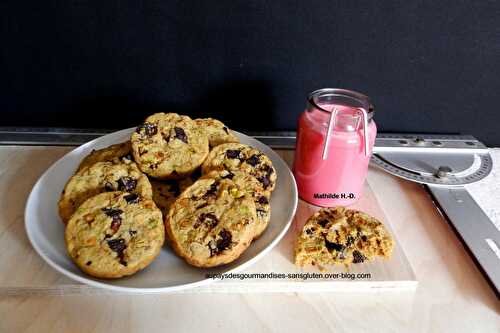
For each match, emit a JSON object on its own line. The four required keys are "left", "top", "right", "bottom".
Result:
{"left": 307, "top": 88, "right": 375, "bottom": 120}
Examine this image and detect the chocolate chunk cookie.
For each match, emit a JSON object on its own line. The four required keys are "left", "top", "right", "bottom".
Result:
{"left": 58, "top": 161, "right": 153, "bottom": 223}
{"left": 166, "top": 177, "right": 257, "bottom": 267}
{"left": 194, "top": 118, "right": 239, "bottom": 148}
{"left": 201, "top": 143, "right": 277, "bottom": 192}
{"left": 150, "top": 177, "right": 194, "bottom": 217}
{"left": 202, "top": 170, "right": 271, "bottom": 239}
{"left": 131, "top": 113, "right": 209, "bottom": 179}
{"left": 65, "top": 191, "right": 164, "bottom": 279}
{"left": 294, "top": 207, "right": 394, "bottom": 270}
{"left": 77, "top": 141, "right": 133, "bottom": 172}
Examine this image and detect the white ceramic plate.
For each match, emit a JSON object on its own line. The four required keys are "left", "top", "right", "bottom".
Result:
{"left": 25, "top": 129, "right": 298, "bottom": 293}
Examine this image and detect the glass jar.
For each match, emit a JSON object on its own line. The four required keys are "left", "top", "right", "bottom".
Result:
{"left": 292, "top": 88, "right": 376, "bottom": 206}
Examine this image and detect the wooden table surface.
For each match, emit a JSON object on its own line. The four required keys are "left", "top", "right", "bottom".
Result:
{"left": 0, "top": 146, "right": 499, "bottom": 332}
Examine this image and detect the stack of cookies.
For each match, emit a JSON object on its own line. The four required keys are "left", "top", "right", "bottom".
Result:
{"left": 59, "top": 113, "right": 276, "bottom": 279}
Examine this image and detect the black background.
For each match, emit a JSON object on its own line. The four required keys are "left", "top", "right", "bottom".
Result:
{"left": 2, "top": 1, "right": 500, "bottom": 144}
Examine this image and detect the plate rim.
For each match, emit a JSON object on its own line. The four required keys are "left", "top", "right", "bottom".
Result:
{"left": 24, "top": 128, "right": 298, "bottom": 293}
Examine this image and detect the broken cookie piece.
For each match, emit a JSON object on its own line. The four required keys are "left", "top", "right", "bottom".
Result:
{"left": 294, "top": 207, "right": 394, "bottom": 270}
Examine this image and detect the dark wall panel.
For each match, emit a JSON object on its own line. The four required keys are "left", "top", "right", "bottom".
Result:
{"left": 1, "top": 1, "right": 499, "bottom": 144}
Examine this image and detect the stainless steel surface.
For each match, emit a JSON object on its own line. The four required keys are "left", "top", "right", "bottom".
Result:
{"left": 0, "top": 127, "right": 114, "bottom": 146}
{"left": 0, "top": 128, "right": 297, "bottom": 149}
{"left": 372, "top": 153, "right": 492, "bottom": 186}
{"left": 427, "top": 186, "right": 500, "bottom": 296}
{"left": 372, "top": 134, "right": 493, "bottom": 186}
{"left": 371, "top": 133, "right": 499, "bottom": 296}
{"left": 374, "top": 134, "right": 488, "bottom": 154}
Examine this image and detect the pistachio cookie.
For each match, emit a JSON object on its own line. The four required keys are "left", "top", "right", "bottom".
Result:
{"left": 194, "top": 118, "right": 239, "bottom": 147}
{"left": 58, "top": 161, "right": 153, "bottom": 223}
{"left": 77, "top": 141, "right": 132, "bottom": 172}
{"left": 202, "top": 170, "right": 271, "bottom": 239}
{"left": 201, "top": 143, "right": 277, "bottom": 192}
{"left": 65, "top": 191, "right": 164, "bottom": 279}
{"left": 166, "top": 177, "right": 257, "bottom": 267}
{"left": 294, "top": 207, "right": 394, "bottom": 270}
{"left": 150, "top": 177, "right": 194, "bottom": 217}
{"left": 131, "top": 113, "right": 209, "bottom": 179}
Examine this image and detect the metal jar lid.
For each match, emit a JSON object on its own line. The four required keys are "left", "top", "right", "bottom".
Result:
{"left": 307, "top": 88, "right": 375, "bottom": 121}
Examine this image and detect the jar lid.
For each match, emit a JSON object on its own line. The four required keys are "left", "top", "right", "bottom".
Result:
{"left": 307, "top": 88, "right": 375, "bottom": 121}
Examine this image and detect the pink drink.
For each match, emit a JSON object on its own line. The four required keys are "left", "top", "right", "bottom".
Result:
{"left": 293, "top": 89, "right": 377, "bottom": 207}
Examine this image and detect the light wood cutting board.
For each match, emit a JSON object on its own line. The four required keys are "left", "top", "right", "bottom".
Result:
{"left": 0, "top": 147, "right": 416, "bottom": 295}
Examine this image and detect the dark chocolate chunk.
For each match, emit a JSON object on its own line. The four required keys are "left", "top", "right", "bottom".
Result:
{"left": 246, "top": 154, "right": 260, "bottom": 166}
{"left": 86, "top": 261, "right": 92, "bottom": 266}
{"left": 202, "top": 183, "right": 218, "bottom": 199}
{"left": 129, "top": 230, "right": 137, "bottom": 236}
{"left": 352, "top": 250, "right": 366, "bottom": 264}
{"left": 117, "top": 177, "right": 137, "bottom": 192}
{"left": 102, "top": 208, "right": 123, "bottom": 218}
{"left": 256, "top": 209, "right": 267, "bottom": 217}
{"left": 361, "top": 235, "right": 368, "bottom": 242}
{"left": 305, "top": 229, "right": 313, "bottom": 235}
{"left": 262, "top": 164, "right": 274, "bottom": 175}
{"left": 107, "top": 238, "right": 127, "bottom": 265}
{"left": 194, "top": 213, "right": 219, "bottom": 229}
{"left": 110, "top": 218, "right": 122, "bottom": 233}
{"left": 104, "top": 182, "right": 115, "bottom": 192}
{"left": 136, "top": 122, "right": 157, "bottom": 136}
{"left": 324, "top": 238, "right": 345, "bottom": 252}
{"left": 257, "top": 196, "right": 269, "bottom": 205}
{"left": 107, "top": 238, "right": 126, "bottom": 254}
{"left": 216, "top": 229, "right": 232, "bottom": 252}
{"left": 174, "top": 127, "right": 188, "bottom": 143}
{"left": 346, "top": 235, "right": 355, "bottom": 247}
{"left": 317, "top": 219, "right": 329, "bottom": 228}
{"left": 258, "top": 175, "right": 271, "bottom": 189}
{"left": 226, "top": 149, "right": 241, "bottom": 159}
{"left": 124, "top": 193, "right": 140, "bottom": 204}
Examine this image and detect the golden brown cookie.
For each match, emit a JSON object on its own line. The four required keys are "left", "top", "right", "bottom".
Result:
{"left": 131, "top": 113, "right": 209, "bottom": 179}
{"left": 194, "top": 118, "right": 239, "bottom": 147}
{"left": 201, "top": 143, "right": 277, "bottom": 192}
{"left": 294, "top": 207, "right": 394, "bottom": 270}
{"left": 202, "top": 170, "right": 271, "bottom": 239}
{"left": 166, "top": 177, "right": 257, "bottom": 267}
{"left": 58, "top": 161, "right": 153, "bottom": 223}
{"left": 77, "top": 141, "right": 132, "bottom": 172}
{"left": 65, "top": 191, "right": 164, "bottom": 279}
